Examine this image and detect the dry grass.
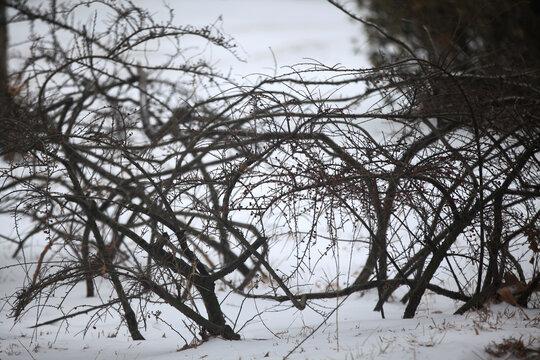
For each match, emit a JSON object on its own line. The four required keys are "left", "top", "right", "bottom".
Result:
{"left": 485, "top": 337, "right": 539, "bottom": 359}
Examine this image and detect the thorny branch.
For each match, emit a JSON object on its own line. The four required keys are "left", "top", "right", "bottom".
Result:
{"left": 0, "top": 0, "right": 538, "bottom": 347}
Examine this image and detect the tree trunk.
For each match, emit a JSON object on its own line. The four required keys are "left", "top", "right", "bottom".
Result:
{"left": 0, "top": 0, "right": 7, "bottom": 94}
{"left": 0, "top": 0, "right": 9, "bottom": 113}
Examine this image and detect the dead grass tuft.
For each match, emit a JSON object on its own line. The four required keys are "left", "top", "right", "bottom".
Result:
{"left": 485, "top": 337, "right": 539, "bottom": 359}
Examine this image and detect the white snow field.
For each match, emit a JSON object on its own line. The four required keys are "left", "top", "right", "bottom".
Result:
{"left": 1, "top": 1, "right": 539, "bottom": 360}
{"left": 0, "top": 239, "right": 538, "bottom": 360}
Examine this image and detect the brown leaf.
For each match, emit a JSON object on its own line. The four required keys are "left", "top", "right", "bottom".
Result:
{"left": 8, "top": 79, "right": 28, "bottom": 97}
{"left": 496, "top": 287, "right": 518, "bottom": 306}
{"left": 162, "top": 333, "right": 166, "bottom": 338}
{"left": 526, "top": 228, "right": 539, "bottom": 253}
{"left": 529, "top": 238, "right": 539, "bottom": 253}
{"left": 264, "top": 352, "right": 270, "bottom": 357}
{"left": 503, "top": 273, "right": 520, "bottom": 287}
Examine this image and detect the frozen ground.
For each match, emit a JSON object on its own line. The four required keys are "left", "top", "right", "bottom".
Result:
{"left": 1, "top": 1, "right": 539, "bottom": 359}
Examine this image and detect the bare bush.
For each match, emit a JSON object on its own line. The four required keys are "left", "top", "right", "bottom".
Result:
{"left": 1, "top": 0, "right": 538, "bottom": 346}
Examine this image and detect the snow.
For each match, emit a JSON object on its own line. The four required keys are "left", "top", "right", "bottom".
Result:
{"left": 1, "top": 242, "right": 538, "bottom": 360}
{"left": 1, "top": 1, "right": 539, "bottom": 359}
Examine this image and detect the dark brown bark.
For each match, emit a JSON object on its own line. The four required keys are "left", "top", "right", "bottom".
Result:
{"left": 81, "top": 225, "right": 95, "bottom": 297}
{"left": 403, "top": 205, "right": 478, "bottom": 318}
{"left": 0, "top": 0, "right": 7, "bottom": 98}
{"left": 0, "top": 0, "right": 12, "bottom": 156}
{"left": 62, "top": 184, "right": 239, "bottom": 339}
{"left": 60, "top": 150, "right": 144, "bottom": 340}
{"left": 87, "top": 202, "right": 145, "bottom": 340}
{"left": 517, "top": 271, "right": 540, "bottom": 308}
{"left": 405, "top": 145, "right": 539, "bottom": 318}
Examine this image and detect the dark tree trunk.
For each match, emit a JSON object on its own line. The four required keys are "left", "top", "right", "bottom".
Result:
{"left": 87, "top": 202, "right": 145, "bottom": 340}
{"left": 81, "top": 225, "right": 95, "bottom": 297}
{"left": 0, "top": 0, "right": 7, "bottom": 96}
{"left": 0, "top": 0, "right": 10, "bottom": 119}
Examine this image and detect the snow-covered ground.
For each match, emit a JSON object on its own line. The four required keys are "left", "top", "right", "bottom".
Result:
{"left": 1, "top": 238, "right": 538, "bottom": 360}
{"left": 1, "top": 1, "right": 539, "bottom": 359}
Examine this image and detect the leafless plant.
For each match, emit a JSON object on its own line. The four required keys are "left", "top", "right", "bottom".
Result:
{"left": 0, "top": 0, "right": 538, "bottom": 346}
